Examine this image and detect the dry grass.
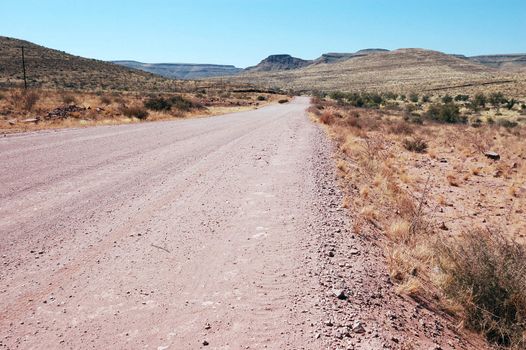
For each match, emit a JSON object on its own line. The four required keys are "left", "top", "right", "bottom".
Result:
{"left": 311, "top": 95, "right": 526, "bottom": 348}
{"left": 436, "top": 230, "right": 526, "bottom": 348}
{"left": 0, "top": 88, "right": 288, "bottom": 133}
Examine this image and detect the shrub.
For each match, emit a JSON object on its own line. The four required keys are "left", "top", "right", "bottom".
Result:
{"left": 489, "top": 92, "right": 506, "bottom": 109}
{"left": 473, "top": 93, "right": 487, "bottom": 108}
{"left": 383, "top": 92, "right": 398, "bottom": 100}
{"left": 402, "top": 137, "right": 427, "bottom": 153}
{"left": 318, "top": 110, "right": 335, "bottom": 124}
{"left": 505, "top": 99, "right": 517, "bottom": 110}
{"left": 9, "top": 89, "right": 40, "bottom": 111}
{"left": 497, "top": 119, "right": 518, "bottom": 129}
{"left": 389, "top": 121, "right": 414, "bottom": 135}
{"left": 409, "top": 93, "right": 419, "bottom": 103}
{"left": 120, "top": 105, "right": 148, "bottom": 119}
{"left": 144, "top": 97, "right": 171, "bottom": 111}
{"left": 329, "top": 91, "right": 346, "bottom": 101}
{"left": 62, "top": 94, "right": 77, "bottom": 104}
{"left": 22, "top": 91, "right": 39, "bottom": 111}
{"left": 455, "top": 94, "right": 470, "bottom": 102}
{"left": 425, "top": 103, "right": 464, "bottom": 123}
{"left": 278, "top": 99, "right": 289, "bottom": 104}
{"left": 170, "top": 95, "right": 198, "bottom": 111}
{"left": 421, "top": 95, "right": 430, "bottom": 103}
{"left": 436, "top": 230, "right": 526, "bottom": 348}
{"left": 441, "top": 94, "right": 453, "bottom": 103}
{"left": 99, "top": 96, "right": 112, "bottom": 105}
{"left": 256, "top": 95, "right": 267, "bottom": 101}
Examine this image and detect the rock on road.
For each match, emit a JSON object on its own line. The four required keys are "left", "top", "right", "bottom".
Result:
{"left": 0, "top": 97, "right": 337, "bottom": 349}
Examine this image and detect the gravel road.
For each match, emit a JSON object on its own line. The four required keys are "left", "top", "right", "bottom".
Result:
{"left": 0, "top": 97, "right": 337, "bottom": 349}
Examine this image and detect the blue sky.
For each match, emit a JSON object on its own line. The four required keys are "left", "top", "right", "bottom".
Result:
{"left": 1, "top": 0, "right": 525, "bottom": 67}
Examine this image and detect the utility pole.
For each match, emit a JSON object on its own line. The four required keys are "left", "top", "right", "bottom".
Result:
{"left": 20, "top": 46, "right": 27, "bottom": 89}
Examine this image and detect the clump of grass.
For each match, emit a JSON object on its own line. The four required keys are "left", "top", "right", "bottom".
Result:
{"left": 120, "top": 105, "right": 148, "bottom": 119}
{"left": 10, "top": 89, "right": 40, "bottom": 111}
{"left": 99, "top": 95, "right": 112, "bottom": 105}
{"left": 403, "top": 137, "right": 428, "bottom": 153}
{"left": 389, "top": 120, "right": 414, "bottom": 135}
{"left": 436, "top": 229, "right": 526, "bottom": 348}
{"left": 61, "top": 94, "right": 77, "bottom": 104}
{"left": 319, "top": 110, "right": 335, "bottom": 125}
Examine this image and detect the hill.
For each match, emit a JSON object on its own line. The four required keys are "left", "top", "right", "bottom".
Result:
{"left": 0, "top": 36, "right": 186, "bottom": 92}
{"left": 226, "top": 48, "right": 526, "bottom": 96}
{"left": 468, "top": 54, "right": 526, "bottom": 72}
{"left": 112, "top": 61, "right": 242, "bottom": 79}
{"left": 244, "top": 54, "right": 311, "bottom": 72}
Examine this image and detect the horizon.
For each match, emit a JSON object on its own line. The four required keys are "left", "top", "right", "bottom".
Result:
{"left": 1, "top": 0, "right": 525, "bottom": 68}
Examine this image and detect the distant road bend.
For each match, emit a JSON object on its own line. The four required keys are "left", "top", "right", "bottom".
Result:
{"left": 0, "top": 97, "right": 334, "bottom": 349}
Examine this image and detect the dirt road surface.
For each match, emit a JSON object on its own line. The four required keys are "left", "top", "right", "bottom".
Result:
{"left": 1, "top": 98, "right": 336, "bottom": 349}
{"left": 0, "top": 98, "right": 486, "bottom": 350}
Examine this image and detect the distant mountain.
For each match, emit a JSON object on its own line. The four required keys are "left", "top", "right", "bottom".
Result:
{"left": 226, "top": 48, "right": 524, "bottom": 94}
{"left": 467, "top": 54, "right": 526, "bottom": 72}
{"left": 312, "top": 49, "right": 389, "bottom": 64}
{"left": 0, "top": 36, "right": 181, "bottom": 92}
{"left": 245, "top": 54, "right": 312, "bottom": 72}
{"left": 112, "top": 61, "right": 242, "bottom": 79}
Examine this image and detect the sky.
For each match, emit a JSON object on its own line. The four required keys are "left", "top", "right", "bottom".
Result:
{"left": 1, "top": 0, "right": 525, "bottom": 68}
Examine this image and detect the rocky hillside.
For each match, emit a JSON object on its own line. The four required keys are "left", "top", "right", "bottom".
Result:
{"left": 112, "top": 61, "right": 242, "bottom": 79}
{"left": 0, "top": 36, "right": 185, "bottom": 92}
{"left": 226, "top": 48, "right": 526, "bottom": 96}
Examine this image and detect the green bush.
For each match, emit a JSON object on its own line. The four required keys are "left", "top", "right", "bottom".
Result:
{"left": 383, "top": 92, "right": 398, "bottom": 100}
{"left": 505, "top": 99, "right": 517, "bottom": 110}
{"left": 256, "top": 95, "right": 267, "bottom": 101}
{"left": 497, "top": 119, "right": 518, "bottom": 128}
{"left": 421, "top": 95, "right": 430, "bottom": 103}
{"left": 170, "top": 95, "right": 198, "bottom": 111}
{"left": 473, "top": 93, "right": 487, "bottom": 108}
{"left": 455, "top": 94, "right": 470, "bottom": 102}
{"left": 425, "top": 103, "right": 465, "bottom": 123}
{"left": 144, "top": 97, "right": 171, "bottom": 111}
{"left": 441, "top": 94, "right": 453, "bottom": 103}
{"left": 409, "top": 93, "right": 419, "bottom": 103}
{"left": 489, "top": 92, "right": 507, "bottom": 108}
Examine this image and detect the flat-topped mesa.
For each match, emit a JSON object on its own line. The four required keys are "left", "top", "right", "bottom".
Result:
{"left": 245, "top": 54, "right": 312, "bottom": 72}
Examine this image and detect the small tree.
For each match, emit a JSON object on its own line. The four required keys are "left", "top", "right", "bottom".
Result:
{"left": 473, "top": 93, "right": 487, "bottom": 108}
{"left": 442, "top": 94, "right": 453, "bottom": 103}
{"left": 489, "top": 92, "right": 506, "bottom": 110}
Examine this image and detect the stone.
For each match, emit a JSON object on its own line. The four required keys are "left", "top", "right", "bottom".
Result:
{"left": 352, "top": 320, "right": 365, "bottom": 333}
{"left": 333, "top": 289, "right": 347, "bottom": 300}
{"left": 484, "top": 151, "right": 500, "bottom": 160}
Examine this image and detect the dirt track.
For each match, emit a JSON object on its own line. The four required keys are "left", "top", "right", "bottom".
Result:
{"left": 0, "top": 97, "right": 336, "bottom": 349}
{"left": 1, "top": 98, "right": 489, "bottom": 350}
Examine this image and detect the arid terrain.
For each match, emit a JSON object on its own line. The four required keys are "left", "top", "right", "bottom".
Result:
{"left": 309, "top": 90, "right": 526, "bottom": 349}
{"left": 1, "top": 34, "right": 526, "bottom": 350}
{"left": 227, "top": 49, "right": 526, "bottom": 96}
